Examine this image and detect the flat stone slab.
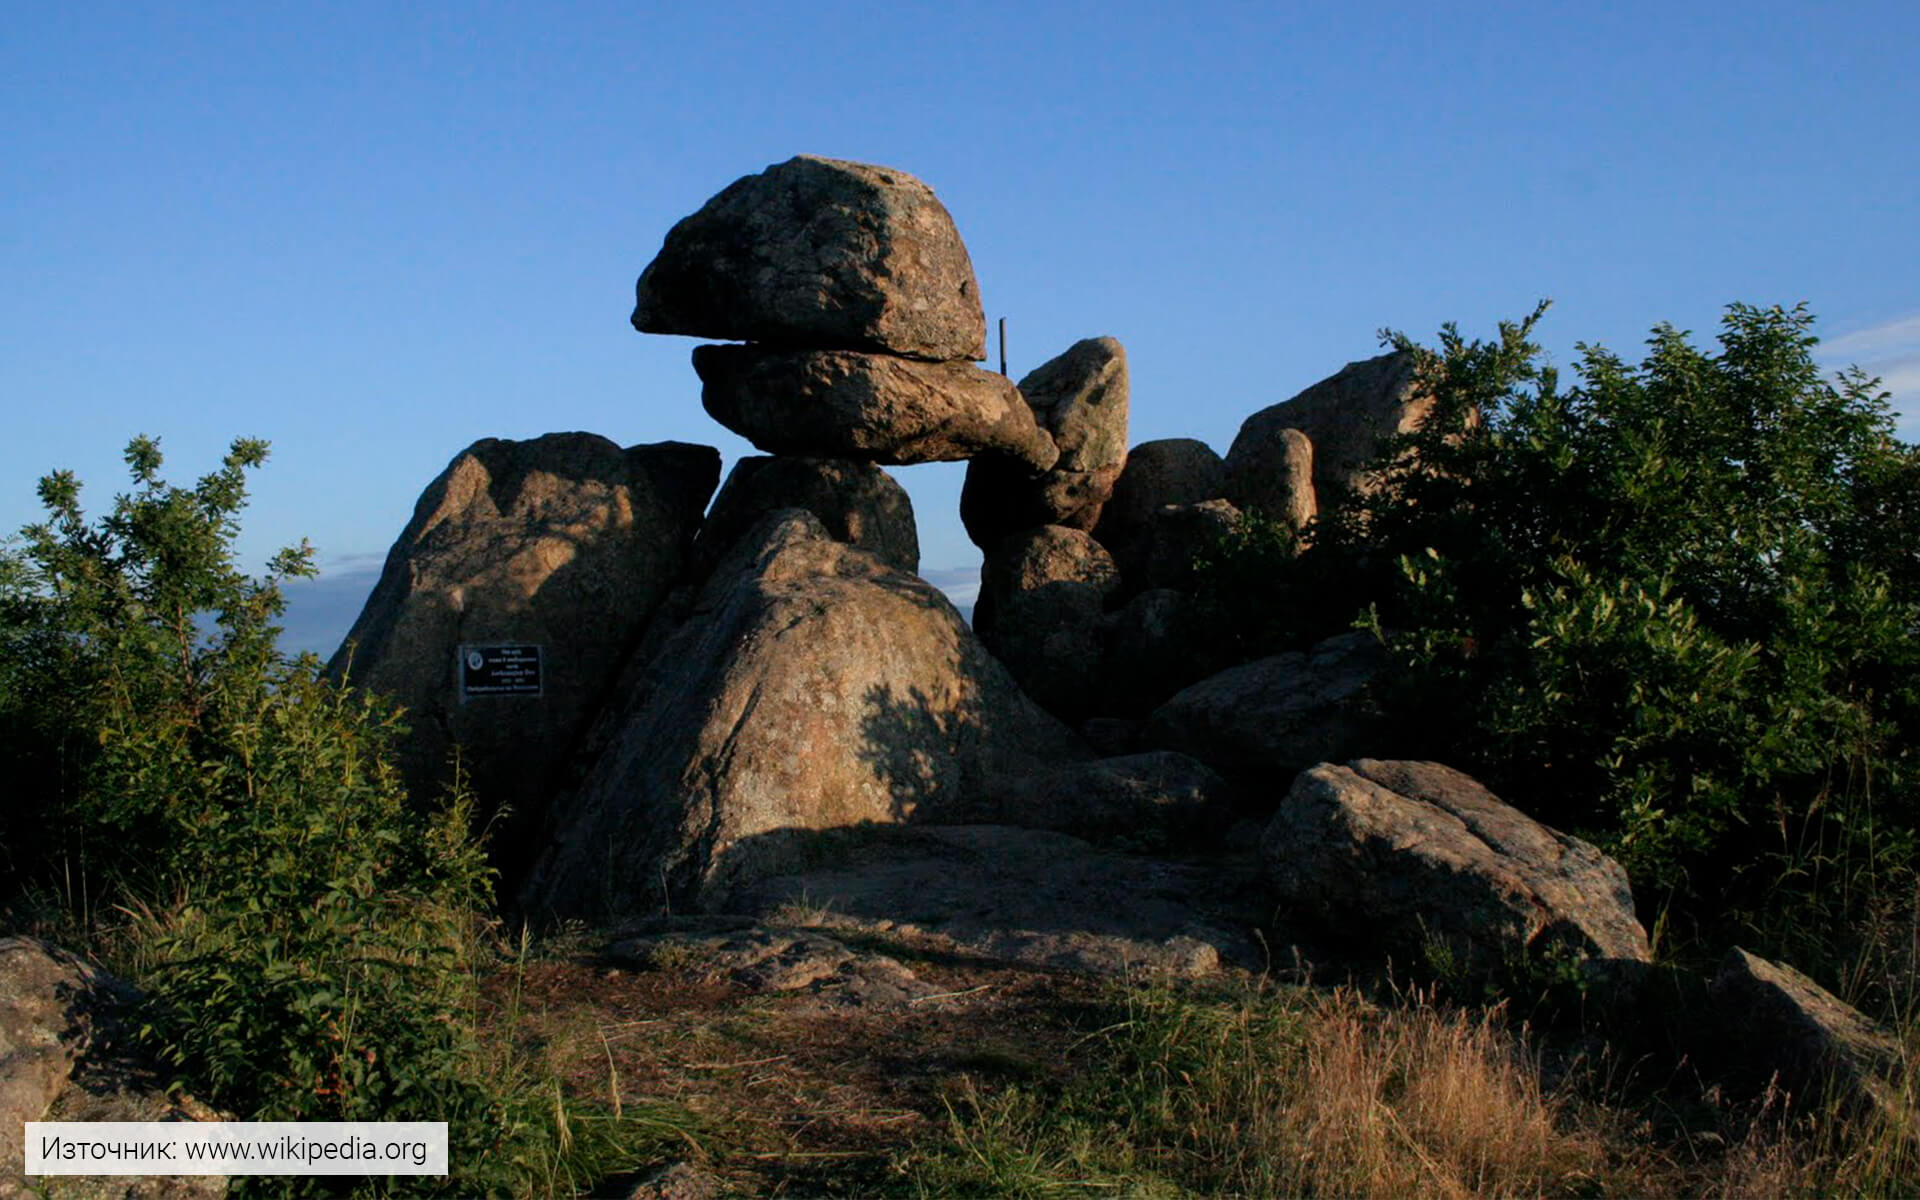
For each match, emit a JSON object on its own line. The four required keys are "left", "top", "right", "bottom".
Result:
{"left": 723, "top": 825, "right": 1264, "bottom": 977}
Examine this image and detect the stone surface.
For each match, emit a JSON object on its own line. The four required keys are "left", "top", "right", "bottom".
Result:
{"left": 1710, "top": 947, "right": 1907, "bottom": 1116}
{"left": 624, "top": 1160, "right": 726, "bottom": 1200}
{"left": 1, "top": 939, "right": 225, "bottom": 1199}
{"left": 1091, "top": 438, "right": 1227, "bottom": 583}
{"left": 328, "top": 434, "right": 718, "bottom": 886}
{"left": 694, "top": 344, "right": 1057, "bottom": 470}
{"left": 606, "top": 920, "right": 937, "bottom": 1009}
{"left": 688, "top": 455, "right": 918, "bottom": 582}
{"left": 632, "top": 155, "right": 986, "bottom": 361}
{"left": 1141, "top": 498, "right": 1243, "bottom": 592}
{"left": 974, "top": 526, "right": 1120, "bottom": 720}
{"left": 1094, "top": 588, "right": 1212, "bottom": 717}
{"left": 1079, "top": 717, "right": 1145, "bottom": 758}
{"left": 1225, "top": 350, "right": 1433, "bottom": 504}
{"left": 1220, "top": 425, "right": 1315, "bottom": 531}
{"left": 1145, "top": 630, "right": 1386, "bottom": 773}
{"left": 1261, "top": 761, "right": 1653, "bottom": 988}
{"left": 982, "top": 751, "right": 1235, "bottom": 850}
{"left": 729, "top": 825, "right": 1262, "bottom": 977}
{"left": 960, "top": 337, "right": 1130, "bottom": 547}
{"left": 521, "top": 511, "right": 1088, "bottom": 918}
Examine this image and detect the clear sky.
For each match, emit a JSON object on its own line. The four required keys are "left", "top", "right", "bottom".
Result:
{"left": 6, "top": 1, "right": 1917, "bottom": 654}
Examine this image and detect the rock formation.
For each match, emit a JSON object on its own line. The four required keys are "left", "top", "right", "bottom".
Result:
{"left": 329, "top": 433, "right": 718, "bottom": 886}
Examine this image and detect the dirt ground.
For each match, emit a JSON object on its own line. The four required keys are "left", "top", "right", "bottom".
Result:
{"left": 484, "top": 922, "right": 1136, "bottom": 1196}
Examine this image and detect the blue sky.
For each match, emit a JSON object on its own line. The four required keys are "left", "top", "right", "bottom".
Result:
{"left": 6, "top": 1, "right": 1917, "bottom": 654}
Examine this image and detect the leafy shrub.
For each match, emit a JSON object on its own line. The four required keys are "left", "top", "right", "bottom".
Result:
{"left": 0, "top": 437, "right": 657, "bottom": 1193}
{"left": 1195, "top": 304, "right": 1920, "bottom": 945}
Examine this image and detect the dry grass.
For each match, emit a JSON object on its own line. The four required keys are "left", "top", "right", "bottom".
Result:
{"left": 908, "top": 980, "right": 1609, "bottom": 1197}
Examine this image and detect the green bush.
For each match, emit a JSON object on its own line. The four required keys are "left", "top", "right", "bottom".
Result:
{"left": 1197, "top": 303, "right": 1920, "bottom": 949}
{"left": 0, "top": 437, "right": 662, "bottom": 1194}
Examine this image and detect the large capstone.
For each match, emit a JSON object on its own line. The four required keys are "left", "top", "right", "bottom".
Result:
{"left": 632, "top": 155, "right": 987, "bottom": 361}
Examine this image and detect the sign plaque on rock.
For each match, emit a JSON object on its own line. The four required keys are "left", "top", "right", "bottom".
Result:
{"left": 459, "top": 643, "right": 544, "bottom": 700}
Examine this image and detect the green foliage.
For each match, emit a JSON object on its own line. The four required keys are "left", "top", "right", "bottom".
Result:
{"left": 1195, "top": 303, "right": 1920, "bottom": 946}
{"left": 0, "top": 437, "right": 666, "bottom": 1194}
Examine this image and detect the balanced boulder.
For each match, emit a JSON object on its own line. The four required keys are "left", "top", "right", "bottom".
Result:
{"left": 1262, "top": 761, "right": 1653, "bottom": 990}
{"left": 1225, "top": 350, "right": 1432, "bottom": 508}
{"left": 961, "top": 336, "right": 1131, "bottom": 547}
{"left": 520, "top": 511, "right": 1088, "bottom": 918}
{"left": 694, "top": 344, "right": 1056, "bottom": 469}
{"left": 632, "top": 155, "right": 987, "bottom": 361}
{"left": 329, "top": 433, "right": 719, "bottom": 884}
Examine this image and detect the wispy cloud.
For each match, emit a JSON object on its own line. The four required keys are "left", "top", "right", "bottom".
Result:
{"left": 1822, "top": 313, "right": 1920, "bottom": 361}
{"left": 1820, "top": 313, "right": 1920, "bottom": 434}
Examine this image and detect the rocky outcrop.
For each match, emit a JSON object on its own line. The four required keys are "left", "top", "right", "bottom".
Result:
{"left": 1, "top": 938, "right": 224, "bottom": 1198}
{"left": 1091, "top": 437, "right": 1227, "bottom": 582}
{"left": 974, "top": 526, "right": 1120, "bottom": 719}
{"left": 329, "top": 434, "right": 718, "bottom": 885}
{"left": 694, "top": 345, "right": 1056, "bottom": 470}
{"left": 981, "top": 751, "right": 1235, "bottom": 849}
{"left": 521, "top": 511, "right": 1088, "bottom": 918}
{"left": 1145, "top": 630, "right": 1386, "bottom": 773}
{"left": 631, "top": 155, "right": 987, "bottom": 362}
{"left": 689, "top": 455, "right": 918, "bottom": 581}
{"left": 1225, "top": 350, "right": 1432, "bottom": 505}
{"left": 1710, "top": 948, "right": 1908, "bottom": 1116}
{"left": 960, "top": 336, "right": 1130, "bottom": 548}
{"left": 1262, "top": 761, "right": 1653, "bottom": 991}
{"left": 1220, "top": 424, "right": 1315, "bottom": 531}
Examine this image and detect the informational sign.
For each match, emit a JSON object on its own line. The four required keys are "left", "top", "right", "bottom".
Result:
{"left": 458, "top": 644, "right": 543, "bottom": 699}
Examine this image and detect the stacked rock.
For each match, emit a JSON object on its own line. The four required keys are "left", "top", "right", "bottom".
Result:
{"left": 959, "top": 336, "right": 1134, "bottom": 721}
{"left": 506, "top": 155, "right": 1096, "bottom": 914}
{"left": 633, "top": 155, "right": 1058, "bottom": 473}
